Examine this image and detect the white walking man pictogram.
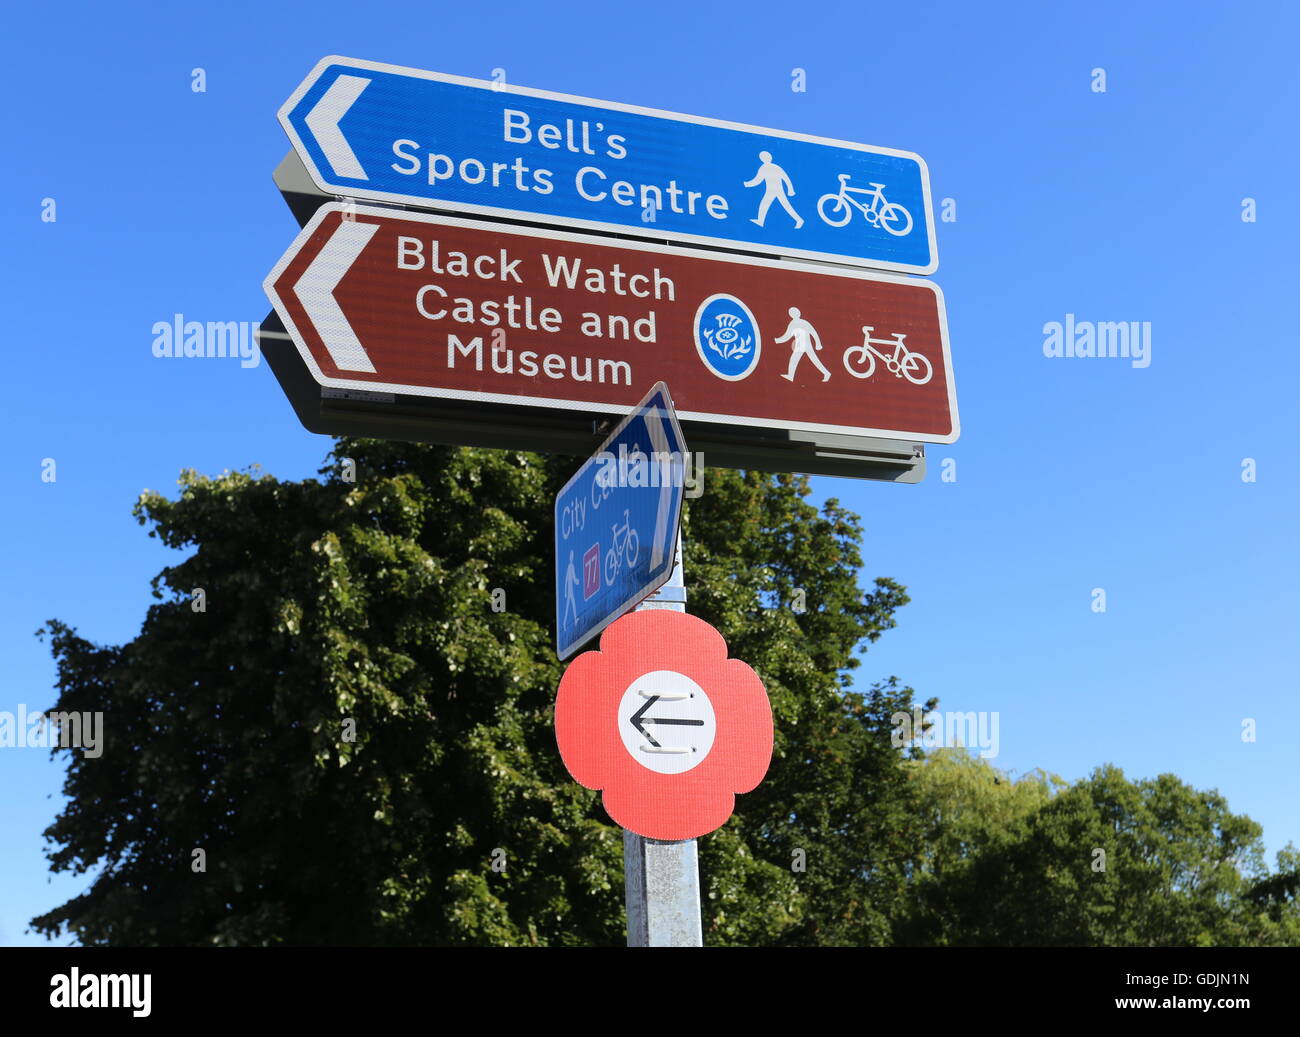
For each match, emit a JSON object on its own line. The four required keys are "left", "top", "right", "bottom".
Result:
{"left": 563, "top": 550, "right": 580, "bottom": 628}
{"left": 744, "top": 151, "right": 804, "bottom": 229}
{"left": 775, "top": 307, "right": 832, "bottom": 382}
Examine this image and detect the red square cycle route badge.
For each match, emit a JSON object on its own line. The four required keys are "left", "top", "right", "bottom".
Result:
{"left": 582, "top": 543, "right": 601, "bottom": 600}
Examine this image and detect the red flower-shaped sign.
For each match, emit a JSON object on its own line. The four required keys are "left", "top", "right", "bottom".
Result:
{"left": 555, "top": 609, "right": 773, "bottom": 841}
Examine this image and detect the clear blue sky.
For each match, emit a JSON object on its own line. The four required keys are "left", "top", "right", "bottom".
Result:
{"left": 2, "top": 0, "right": 1296, "bottom": 945}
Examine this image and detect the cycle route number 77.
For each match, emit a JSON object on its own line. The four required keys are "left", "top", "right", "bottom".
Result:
{"left": 554, "top": 383, "right": 689, "bottom": 660}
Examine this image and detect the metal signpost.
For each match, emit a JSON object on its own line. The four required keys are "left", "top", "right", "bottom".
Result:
{"left": 263, "top": 55, "right": 960, "bottom": 948}
{"left": 626, "top": 547, "right": 700, "bottom": 949}
{"left": 552, "top": 385, "right": 694, "bottom": 942}
{"left": 278, "top": 56, "right": 937, "bottom": 274}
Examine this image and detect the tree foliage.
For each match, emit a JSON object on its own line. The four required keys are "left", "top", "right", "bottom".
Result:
{"left": 30, "top": 440, "right": 1300, "bottom": 946}
{"left": 897, "top": 750, "right": 1300, "bottom": 946}
{"left": 32, "top": 441, "right": 921, "bottom": 946}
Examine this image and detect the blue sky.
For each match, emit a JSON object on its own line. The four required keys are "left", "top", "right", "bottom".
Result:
{"left": 2, "top": 0, "right": 1296, "bottom": 945}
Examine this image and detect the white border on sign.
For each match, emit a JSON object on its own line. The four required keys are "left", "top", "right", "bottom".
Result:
{"left": 263, "top": 204, "right": 961, "bottom": 445}
{"left": 277, "top": 54, "right": 940, "bottom": 277}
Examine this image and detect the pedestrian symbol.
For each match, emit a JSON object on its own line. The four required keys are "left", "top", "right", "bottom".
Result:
{"left": 776, "top": 307, "right": 832, "bottom": 383}
{"left": 744, "top": 151, "right": 804, "bottom": 229}
{"left": 563, "top": 550, "right": 580, "bottom": 629}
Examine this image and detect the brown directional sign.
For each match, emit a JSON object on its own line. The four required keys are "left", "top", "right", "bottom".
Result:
{"left": 265, "top": 203, "right": 957, "bottom": 442}
{"left": 262, "top": 202, "right": 958, "bottom": 477}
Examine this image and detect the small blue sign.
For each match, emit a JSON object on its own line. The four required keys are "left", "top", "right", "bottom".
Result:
{"left": 554, "top": 383, "right": 688, "bottom": 659}
{"left": 694, "top": 294, "right": 762, "bottom": 381}
{"left": 280, "top": 56, "right": 937, "bottom": 275}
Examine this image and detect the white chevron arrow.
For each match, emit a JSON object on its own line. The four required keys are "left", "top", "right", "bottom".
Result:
{"left": 305, "top": 74, "right": 370, "bottom": 180}
{"left": 292, "top": 219, "right": 379, "bottom": 373}
{"left": 644, "top": 402, "right": 680, "bottom": 569}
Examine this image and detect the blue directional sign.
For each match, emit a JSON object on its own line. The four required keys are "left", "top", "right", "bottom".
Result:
{"left": 555, "top": 383, "right": 688, "bottom": 660}
{"left": 279, "top": 56, "right": 937, "bottom": 275}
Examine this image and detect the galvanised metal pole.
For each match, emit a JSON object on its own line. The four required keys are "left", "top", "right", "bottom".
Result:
{"left": 623, "top": 532, "right": 702, "bottom": 947}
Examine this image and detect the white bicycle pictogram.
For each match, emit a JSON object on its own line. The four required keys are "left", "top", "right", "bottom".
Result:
{"left": 842, "top": 325, "right": 933, "bottom": 385}
{"left": 604, "top": 509, "right": 641, "bottom": 585}
{"left": 817, "top": 176, "right": 914, "bottom": 237}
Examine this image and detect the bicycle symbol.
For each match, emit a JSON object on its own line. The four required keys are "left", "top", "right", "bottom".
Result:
{"left": 603, "top": 509, "right": 641, "bottom": 585}
{"left": 842, "top": 325, "right": 933, "bottom": 385}
{"left": 817, "top": 176, "right": 914, "bottom": 237}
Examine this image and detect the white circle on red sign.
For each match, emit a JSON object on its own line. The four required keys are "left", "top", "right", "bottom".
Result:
{"left": 617, "top": 669, "right": 717, "bottom": 774}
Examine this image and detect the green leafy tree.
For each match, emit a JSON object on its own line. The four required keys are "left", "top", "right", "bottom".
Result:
{"left": 31, "top": 440, "right": 925, "bottom": 946}
{"left": 905, "top": 749, "right": 1060, "bottom": 890}
{"left": 1244, "top": 844, "right": 1300, "bottom": 945}
{"left": 897, "top": 751, "right": 1300, "bottom": 946}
